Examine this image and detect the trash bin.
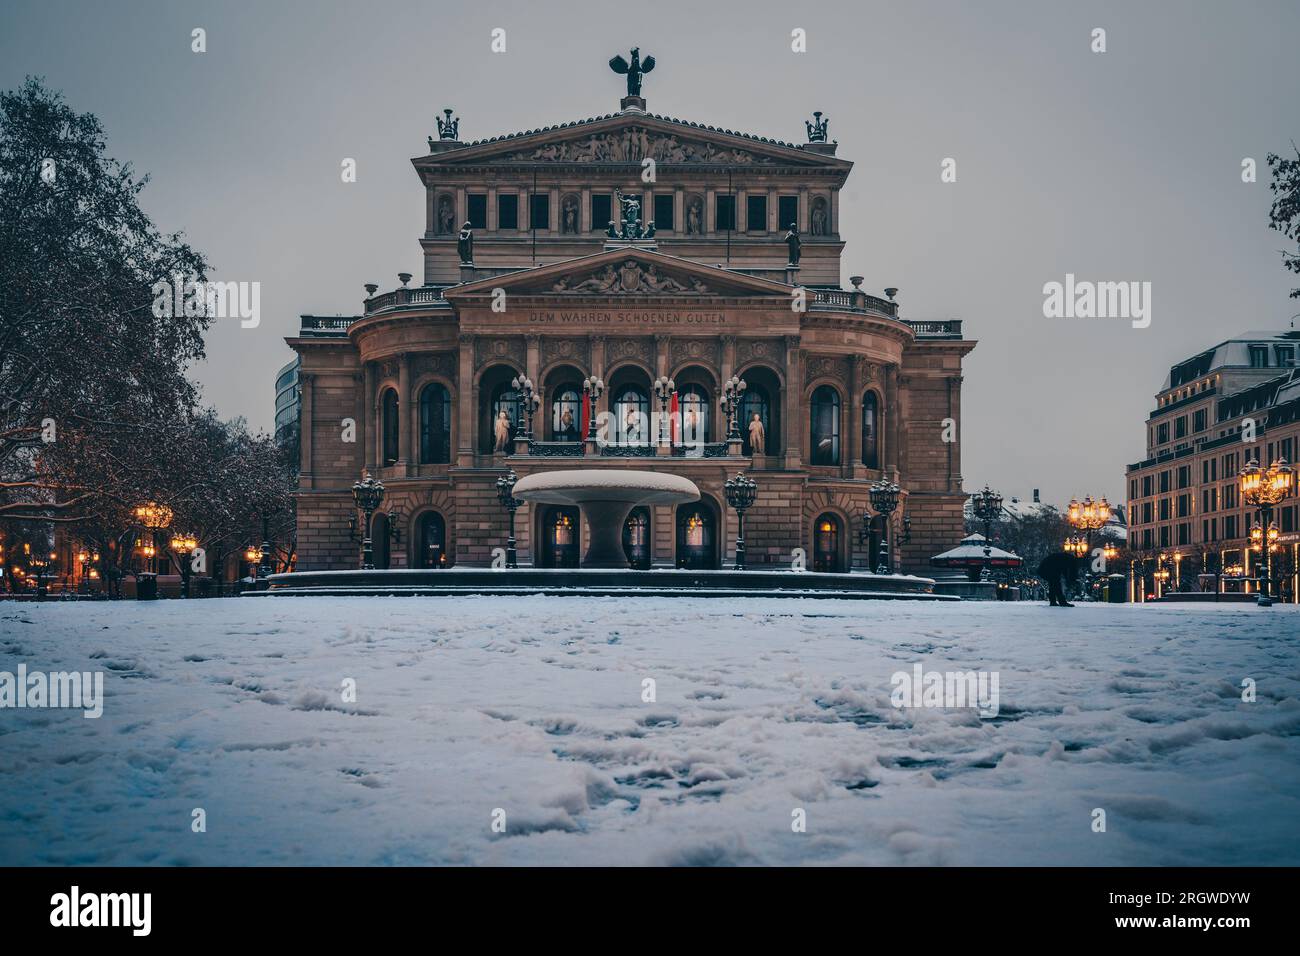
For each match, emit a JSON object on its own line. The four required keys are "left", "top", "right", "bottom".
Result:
{"left": 1107, "top": 573, "right": 1126, "bottom": 603}
{"left": 136, "top": 573, "right": 158, "bottom": 600}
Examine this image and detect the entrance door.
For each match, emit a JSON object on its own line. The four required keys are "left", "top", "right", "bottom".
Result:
{"left": 416, "top": 512, "right": 447, "bottom": 568}
{"left": 542, "top": 506, "right": 580, "bottom": 568}
{"left": 623, "top": 507, "right": 651, "bottom": 569}
{"left": 813, "top": 514, "right": 842, "bottom": 572}
{"left": 676, "top": 504, "right": 717, "bottom": 569}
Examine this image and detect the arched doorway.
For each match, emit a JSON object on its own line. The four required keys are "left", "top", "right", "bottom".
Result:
{"left": 539, "top": 506, "right": 580, "bottom": 568}
{"left": 739, "top": 365, "right": 780, "bottom": 456}
{"left": 415, "top": 511, "right": 447, "bottom": 568}
{"left": 371, "top": 512, "right": 391, "bottom": 569}
{"left": 676, "top": 502, "right": 718, "bottom": 569}
{"left": 623, "top": 507, "right": 651, "bottom": 569}
{"left": 813, "top": 513, "right": 843, "bottom": 572}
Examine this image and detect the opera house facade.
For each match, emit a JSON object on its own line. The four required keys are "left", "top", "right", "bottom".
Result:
{"left": 287, "top": 69, "right": 975, "bottom": 574}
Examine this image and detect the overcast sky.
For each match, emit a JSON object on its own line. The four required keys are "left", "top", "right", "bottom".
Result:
{"left": 3, "top": 0, "right": 1297, "bottom": 504}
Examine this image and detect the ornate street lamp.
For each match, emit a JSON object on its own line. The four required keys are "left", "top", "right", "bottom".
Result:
{"left": 868, "top": 479, "right": 901, "bottom": 575}
{"left": 582, "top": 375, "right": 605, "bottom": 450}
{"left": 24, "top": 543, "right": 55, "bottom": 600}
{"left": 1067, "top": 494, "right": 1110, "bottom": 597}
{"left": 134, "top": 501, "right": 173, "bottom": 575}
{"left": 511, "top": 375, "right": 540, "bottom": 440}
{"left": 351, "top": 474, "right": 386, "bottom": 570}
{"left": 495, "top": 469, "right": 522, "bottom": 569}
{"left": 171, "top": 533, "right": 198, "bottom": 598}
{"left": 970, "top": 485, "right": 1003, "bottom": 582}
{"left": 1240, "top": 457, "right": 1295, "bottom": 607}
{"left": 723, "top": 472, "right": 758, "bottom": 570}
{"left": 653, "top": 376, "right": 676, "bottom": 446}
{"left": 244, "top": 546, "right": 260, "bottom": 583}
{"left": 1064, "top": 535, "right": 1089, "bottom": 558}
{"left": 719, "top": 374, "right": 748, "bottom": 442}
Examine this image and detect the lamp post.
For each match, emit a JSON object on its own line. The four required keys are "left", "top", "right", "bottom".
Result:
{"left": 351, "top": 474, "right": 386, "bottom": 570}
{"left": 244, "top": 546, "right": 261, "bottom": 586}
{"left": 719, "top": 374, "right": 748, "bottom": 442}
{"left": 171, "top": 533, "right": 198, "bottom": 598}
{"left": 868, "top": 479, "right": 901, "bottom": 575}
{"left": 582, "top": 375, "right": 605, "bottom": 452}
{"left": 970, "top": 485, "right": 1003, "bottom": 582}
{"left": 24, "top": 544, "right": 55, "bottom": 600}
{"left": 1240, "top": 457, "right": 1295, "bottom": 607}
{"left": 723, "top": 472, "right": 758, "bottom": 570}
{"left": 1067, "top": 494, "right": 1110, "bottom": 597}
{"left": 495, "top": 469, "right": 522, "bottom": 569}
{"left": 512, "top": 375, "right": 540, "bottom": 440}
{"left": 653, "top": 375, "right": 676, "bottom": 447}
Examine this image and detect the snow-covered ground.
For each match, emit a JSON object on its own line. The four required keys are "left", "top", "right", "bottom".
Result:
{"left": 1, "top": 597, "right": 1297, "bottom": 866}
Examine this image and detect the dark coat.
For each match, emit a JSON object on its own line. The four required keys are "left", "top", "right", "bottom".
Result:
{"left": 1037, "top": 551, "right": 1081, "bottom": 582}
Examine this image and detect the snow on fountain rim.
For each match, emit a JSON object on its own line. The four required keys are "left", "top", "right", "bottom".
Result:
{"left": 512, "top": 469, "right": 700, "bottom": 502}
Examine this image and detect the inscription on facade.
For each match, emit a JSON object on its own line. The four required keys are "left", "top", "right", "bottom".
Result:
{"left": 527, "top": 310, "right": 726, "bottom": 326}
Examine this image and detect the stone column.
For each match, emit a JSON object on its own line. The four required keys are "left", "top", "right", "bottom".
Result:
{"left": 784, "top": 335, "right": 802, "bottom": 469}
{"left": 947, "top": 375, "right": 963, "bottom": 492}
{"left": 674, "top": 188, "right": 684, "bottom": 236}
{"left": 457, "top": 334, "right": 475, "bottom": 466}
{"left": 362, "top": 362, "right": 376, "bottom": 473}
{"left": 300, "top": 371, "right": 315, "bottom": 484}
{"left": 398, "top": 354, "right": 412, "bottom": 474}
{"left": 580, "top": 186, "right": 591, "bottom": 233}
{"left": 767, "top": 187, "right": 778, "bottom": 232}
{"left": 849, "top": 356, "right": 864, "bottom": 478}
{"left": 455, "top": 187, "right": 467, "bottom": 228}
{"left": 705, "top": 187, "right": 716, "bottom": 234}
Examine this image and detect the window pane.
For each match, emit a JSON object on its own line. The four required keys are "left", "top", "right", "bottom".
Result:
{"left": 746, "top": 195, "right": 767, "bottom": 232}
{"left": 497, "top": 193, "right": 518, "bottom": 230}
{"left": 653, "top": 194, "right": 674, "bottom": 232}
{"left": 529, "top": 193, "right": 550, "bottom": 230}
{"left": 591, "top": 194, "right": 611, "bottom": 232}
{"left": 778, "top": 195, "right": 798, "bottom": 231}
{"left": 467, "top": 194, "right": 487, "bottom": 229}
{"left": 716, "top": 194, "right": 735, "bottom": 231}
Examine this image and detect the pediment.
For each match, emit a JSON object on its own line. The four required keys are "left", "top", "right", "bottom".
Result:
{"left": 417, "top": 114, "right": 846, "bottom": 170}
{"left": 445, "top": 249, "right": 793, "bottom": 300}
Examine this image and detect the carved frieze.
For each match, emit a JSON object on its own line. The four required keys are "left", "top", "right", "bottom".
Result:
{"left": 540, "top": 337, "right": 589, "bottom": 369}
{"left": 474, "top": 337, "right": 526, "bottom": 370}
{"left": 737, "top": 338, "right": 781, "bottom": 365}
{"left": 604, "top": 337, "right": 653, "bottom": 368}
{"left": 670, "top": 338, "right": 719, "bottom": 369}
{"left": 412, "top": 352, "right": 458, "bottom": 383}
{"left": 551, "top": 259, "right": 711, "bottom": 295}
{"left": 805, "top": 354, "right": 849, "bottom": 384}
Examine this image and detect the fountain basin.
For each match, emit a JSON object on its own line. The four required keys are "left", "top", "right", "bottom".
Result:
{"left": 511, "top": 470, "right": 699, "bottom": 568}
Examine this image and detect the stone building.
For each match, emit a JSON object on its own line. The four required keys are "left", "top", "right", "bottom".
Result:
{"left": 1125, "top": 329, "right": 1300, "bottom": 597}
{"left": 286, "top": 63, "right": 975, "bottom": 573}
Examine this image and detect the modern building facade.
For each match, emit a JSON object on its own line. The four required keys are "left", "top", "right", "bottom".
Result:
{"left": 274, "top": 356, "right": 301, "bottom": 450}
{"left": 286, "top": 63, "right": 976, "bottom": 573}
{"left": 1125, "top": 330, "right": 1300, "bottom": 599}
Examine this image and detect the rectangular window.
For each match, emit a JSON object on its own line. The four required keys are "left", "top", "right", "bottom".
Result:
{"left": 1157, "top": 422, "right": 1169, "bottom": 444}
{"left": 1249, "top": 345, "right": 1268, "bottom": 368}
{"left": 1177, "top": 523, "right": 1190, "bottom": 546}
{"left": 1142, "top": 475, "right": 1153, "bottom": 497}
{"left": 1142, "top": 529, "right": 1154, "bottom": 550}
{"left": 1142, "top": 502, "right": 1153, "bottom": 523}
{"left": 653, "top": 194, "right": 674, "bottom": 232}
{"left": 1177, "top": 494, "right": 1190, "bottom": 518}
{"left": 1193, "top": 408, "right": 1207, "bottom": 433}
{"left": 1159, "top": 499, "right": 1170, "bottom": 521}
{"left": 1159, "top": 526, "right": 1170, "bottom": 548}
{"left": 497, "top": 193, "right": 518, "bottom": 230}
{"left": 716, "top": 194, "right": 736, "bottom": 232}
{"left": 467, "top": 194, "right": 487, "bottom": 230}
{"left": 778, "top": 195, "right": 799, "bottom": 232}
{"left": 1277, "top": 346, "right": 1295, "bottom": 367}
{"left": 746, "top": 194, "right": 768, "bottom": 232}
{"left": 591, "top": 194, "right": 611, "bottom": 232}
{"left": 529, "top": 193, "right": 550, "bottom": 231}
{"left": 1223, "top": 484, "right": 1237, "bottom": 509}
{"left": 1175, "top": 416, "right": 1187, "bottom": 439}
{"left": 1159, "top": 471, "right": 1170, "bottom": 493}
{"left": 1224, "top": 515, "right": 1237, "bottom": 539}
{"left": 1282, "top": 507, "right": 1295, "bottom": 533}
{"left": 1177, "top": 465, "right": 1190, "bottom": 489}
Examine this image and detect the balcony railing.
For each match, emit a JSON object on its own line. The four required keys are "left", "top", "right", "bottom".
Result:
{"left": 905, "top": 319, "right": 963, "bottom": 339}
{"left": 364, "top": 286, "right": 449, "bottom": 314}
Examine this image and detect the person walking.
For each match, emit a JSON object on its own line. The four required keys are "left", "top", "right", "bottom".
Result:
{"left": 1037, "top": 551, "right": 1081, "bottom": 607}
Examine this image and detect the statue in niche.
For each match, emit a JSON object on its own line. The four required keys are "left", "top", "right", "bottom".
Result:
{"left": 748, "top": 413, "right": 766, "bottom": 454}
{"left": 562, "top": 197, "right": 579, "bottom": 234}
{"left": 457, "top": 222, "right": 474, "bottom": 263}
{"left": 784, "top": 223, "right": 801, "bottom": 265}
{"left": 685, "top": 197, "right": 703, "bottom": 235}
{"left": 437, "top": 196, "right": 454, "bottom": 235}
{"left": 810, "top": 199, "right": 828, "bottom": 236}
{"left": 493, "top": 410, "right": 512, "bottom": 452}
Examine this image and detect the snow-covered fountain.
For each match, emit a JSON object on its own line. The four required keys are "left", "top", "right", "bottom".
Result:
{"left": 510, "top": 470, "right": 699, "bottom": 569}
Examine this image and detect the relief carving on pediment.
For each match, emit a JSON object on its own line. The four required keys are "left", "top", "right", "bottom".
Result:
{"left": 551, "top": 259, "right": 711, "bottom": 295}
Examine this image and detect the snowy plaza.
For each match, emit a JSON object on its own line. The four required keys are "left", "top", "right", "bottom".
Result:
{"left": 1, "top": 597, "right": 1297, "bottom": 867}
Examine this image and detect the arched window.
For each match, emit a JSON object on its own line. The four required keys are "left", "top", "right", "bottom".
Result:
{"left": 862, "top": 391, "right": 879, "bottom": 468}
{"left": 551, "top": 385, "right": 582, "bottom": 442}
{"left": 612, "top": 385, "right": 650, "bottom": 446}
{"left": 741, "top": 385, "right": 770, "bottom": 455}
{"left": 623, "top": 507, "right": 651, "bottom": 569}
{"left": 677, "top": 384, "right": 710, "bottom": 445}
{"left": 416, "top": 511, "right": 447, "bottom": 568}
{"left": 482, "top": 375, "right": 521, "bottom": 454}
{"left": 813, "top": 514, "right": 842, "bottom": 572}
{"left": 810, "top": 386, "right": 841, "bottom": 465}
{"left": 420, "top": 383, "right": 451, "bottom": 464}
{"left": 381, "top": 388, "right": 400, "bottom": 466}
